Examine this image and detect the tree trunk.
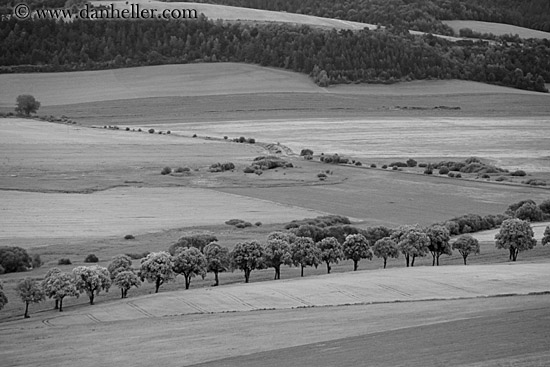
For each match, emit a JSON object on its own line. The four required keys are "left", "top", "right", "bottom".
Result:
{"left": 353, "top": 260, "right": 358, "bottom": 271}
{"left": 301, "top": 265, "right": 304, "bottom": 277}
{"left": 59, "top": 297, "right": 64, "bottom": 312}
{"left": 432, "top": 254, "right": 436, "bottom": 266}
{"left": 326, "top": 262, "right": 331, "bottom": 274}
{"left": 185, "top": 275, "right": 191, "bottom": 290}
{"left": 274, "top": 266, "right": 280, "bottom": 280}
{"left": 509, "top": 247, "right": 514, "bottom": 261}
{"left": 214, "top": 271, "right": 219, "bottom": 286}
{"left": 383, "top": 258, "right": 387, "bottom": 269}
{"left": 436, "top": 254, "right": 440, "bottom": 266}
{"left": 155, "top": 278, "right": 161, "bottom": 293}
{"left": 54, "top": 299, "right": 59, "bottom": 310}
{"left": 463, "top": 254, "right": 468, "bottom": 265}
{"left": 244, "top": 268, "right": 250, "bottom": 283}
{"left": 411, "top": 255, "right": 416, "bottom": 267}
{"left": 121, "top": 288, "right": 124, "bottom": 299}
{"left": 512, "top": 248, "right": 518, "bottom": 261}
{"left": 405, "top": 255, "right": 410, "bottom": 267}
{"left": 24, "top": 302, "right": 30, "bottom": 318}
{"left": 89, "top": 293, "right": 94, "bottom": 305}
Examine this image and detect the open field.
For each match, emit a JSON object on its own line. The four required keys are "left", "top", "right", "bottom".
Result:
{"left": 444, "top": 20, "right": 550, "bottom": 40}
{"left": 1, "top": 264, "right": 549, "bottom": 367}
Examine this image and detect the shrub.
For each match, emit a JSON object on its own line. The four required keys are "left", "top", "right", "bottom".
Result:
{"left": 244, "top": 166, "right": 255, "bottom": 173}
{"left": 456, "top": 173, "right": 462, "bottom": 178}
{"left": 167, "top": 131, "right": 171, "bottom": 134}
{"left": 540, "top": 200, "right": 550, "bottom": 215}
{"left": 339, "top": 158, "right": 349, "bottom": 164}
{"left": 448, "top": 172, "right": 455, "bottom": 178}
{"left": 247, "top": 138, "right": 256, "bottom": 144}
{"left": 85, "top": 254, "right": 99, "bottom": 263}
{"left": 481, "top": 174, "right": 491, "bottom": 179}
{"left": 138, "top": 128, "right": 142, "bottom": 132}
{"left": 58, "top": 258, "right": 72, "bottom": 265}
{"left": 495, "top": 176, "right": 507, "bottom": 182}
{"left": 125, "top": 127, "right": 130, "bottom": 131}
{"left": 382, "top": 165, "right": 388, "bottom": 169}
{"left": 224, "top": 136, "right": 228, "bottom": 140}
{"left": 424, "top": 168, "right": 433, "bottom": 175}
{"left": 370, "top": 164, "right": 376, "bottom": 168}
{"left": 392, "top": 166, "right": 398, "bottom": 171}
{"left": 158, "top": 131, "right": 162, "bottom": 134}
{"left": 439, "top": 167, "right": 450, "bottom": 175}
{"left": 406, "top": 158, "right": 417, "bottom": 167}
{"left": 511, "top": 170, "right": 527, "bottom": 177}
{"left": 0, "top": 246, "right": 32, "bottom": 273}
{"left": 31, "top": 254, "right": 43, "bottom": 269}
{"left": 161, "top": 166, "right": 172, "bottom": 175}
{"left": 148, "top": 128, "right": 155, "bottom": 134}
{"left": 193, "top": 134, "right": 198, "bottom": 138}
{"left": 418, "top": 163, "right": 428, "bottom": 168}
{"left": 390, "top": 162, "right": 408, "bottom": 167}
{"left": 523, "top": 179, "right": 546, "bottom": 186}
{"left": 210, "top": 162, "right": 235, "bottom": 172}
{"left": 238, "top": 136, "right": 246, "bottom": 143}
{"left": 300, "top": 149, "right": 314, "bottom": 156}
{"left": 255, "top": 222, "right": 262, "bottom": 227}
{"left": 355, "top": 161, "right": 362, "bottom": 166}
{"left": 324, "top": 157, "right": 333, "bottom": 163}
{"left": 235, "top": 221, "right": 253, "bottom": 229}
{"left": 124, "top": 234, "right": 135, "bottom": 240}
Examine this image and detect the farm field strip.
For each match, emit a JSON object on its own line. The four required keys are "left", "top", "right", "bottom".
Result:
{"left": 148, "top": 116, "right": 550, "bottom": 171}
{"left": 443, "top": 20, "right": 550, "bottom": 40}
{"left": 13, "top": 262, "right": 550, "bottom": 328}
{"left": 0, "top": 187, "right": 330, "bottom": 241}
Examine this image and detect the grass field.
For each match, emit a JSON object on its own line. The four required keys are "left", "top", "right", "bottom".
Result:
{"left": 444, "top": 20, "right": 550, "bottom": 40}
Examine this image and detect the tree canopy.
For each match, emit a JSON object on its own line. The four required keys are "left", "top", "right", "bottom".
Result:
{"left": 426, "top": 225, "right": 452, "bottom": 266}
{"left": 263, "top": 238, "right": 293, "bottom": 280}
{"left": 203, "top": 242, "right": 230, "bottom": 286}
{"left": 290, "top": 236, "right": 321, "bottom": 277}
{"left": 342, "top": 234, "right": 372, "bottom": 271}
{"left": 452, "top": 234, "right": 480, "bottom": 265}
{"left": 173, "top": 247, "right": 208, "bottom": 289}
{"left": 230, "top": 241, "right": 265, "bottom": 283}
{"left": 495, "top": 218, "right": 537, "bottom": 261}
{"left": 317, "top": 237, "right": 343, "bottom": 274}
{"left": 73, "top": 265, "right": 111, "bottom": 305}
{"left": 41, "top": 267, "right": 78, "bottom": 311}
{"left": 139, "top": 252, "right": 175, "bottom": 293}
{"left": 372, "top": 237, "right": 399, "bottom": 269}
{"left": 15, "top": 278, "right": 45, "bottom": 318}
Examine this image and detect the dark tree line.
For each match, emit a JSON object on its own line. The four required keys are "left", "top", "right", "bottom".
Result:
{"left": 193, "top": 0, "right": 550, "bottom": 33}
{"left": 1, "top": 17, "right": 548, "bottom": 92}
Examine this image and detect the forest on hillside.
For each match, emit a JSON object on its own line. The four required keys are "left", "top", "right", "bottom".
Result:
{"left": 1, "top": 17, "right": 549, "bottom": 92}
{"left": 192, "top": 0, "right": 550, "bottom": 34}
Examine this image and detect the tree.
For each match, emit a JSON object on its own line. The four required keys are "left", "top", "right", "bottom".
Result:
{"left": 263, "top": 238, "right": 293, "bottom": 280}
{"left": 41, "top": 268, "right": 78, "bottom": 312}
{"left": 364, "top": 226, "right": 393, "bottom": 245}
{"left": 542, "top": 226, "right": 550, "bottom": 246}
{"left": 113, "top": 271, "right": 140, "bottom": 298}
{"left": 15, "top": 278, "right": 44, "bottom": 318}
{"left": 514, "top": 202, "right": 543, "bottom": 222}
{"left": 267, "top": 231, "right": 297, "bottom": 244}
{"left": 139, "top": 252, "right": 175, "bottom": 293}
{"left": 342, "top": 234, "right": 372, "bottom": 271}
{"left": 539, "top": 200, "right": 550, "bottom": 215}
{"left": 73, "top": 265, "right": 111, "bottom": 305}
{"left": 15, "top": 95, "right": 40, "bottom": 116}
{"left": 203, "top": 242, "right": 230, "bottom": 286}
{"left": 495, "top": 218, "right": 537, "bottom": 261}
{"left": 230, "top": 241, "right": 265, "bottom": 283}
{"left": 372, "top": 237, "right": 399, "bottom": 269}
{"left": 173, "top": 247, "right": 207, "bottom": 289}
{"left": 0, "top": 246, "right": 32, "bottom": 273}
{"left": 291, "top": 237, "right": 321, "bottom": 277}
{"left": 317, "top": 237, "right": 343, "bottom": 274}
{"left": 452, "top": 235, "right": 480, "bottom": 265}
{"left": 426, "top": 225, "right": 452, "bottom": 266}
{"left": 0, "top": 282, "right": 8, "bottom": 310}
{"left": 107, "top": 254, "right": 133, "bottom": 280}
{"left": 391, "top": 225, "right": 430, "bottom": 267}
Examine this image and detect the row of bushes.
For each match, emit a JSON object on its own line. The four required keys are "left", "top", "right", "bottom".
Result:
{"left": 244, "top": 156, "right": 293, "bottom": 174}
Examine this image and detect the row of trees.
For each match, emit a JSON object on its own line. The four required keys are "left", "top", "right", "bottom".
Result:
{"left": 0, "top": 17, "right": 548, "bottom": 92}
{"left": 1, "top": 220, "right": 548, "bottom": 317}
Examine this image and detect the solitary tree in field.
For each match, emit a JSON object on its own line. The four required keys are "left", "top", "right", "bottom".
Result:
{"left": 291, "top": 237, "right": 322, "bottom": 277}
{"left": 263, "top": 238, "right": 293, "bottom": 280}
{"left": 231, "top": 241, "right": 265, "bottom": 283}
{"left": 391, "top": 225, "right": 430, "bottom": 267}
{"left": 426, "top": 225, "right": 452, "bottom": 266}
{"left": 0, "top": 282, "right": 8, "bottom": 310}
{"left": 15, "top": 278, "right": 44, "bottom": 318}
{"left": 107, "top": 254, "right": 133, "bottom": 280}
{"left": 317, "top": 237, "right": 343, "bottom": 274}
{"left": 342, "top": 234, "right": 372, "bottom": 271}
{"left": 542, "top": 226, "right": 550, "bottom": 246}
{"left": 452, "top": 234, "right": 480, "bottom": 265}
{"left": 41, "top": 268, "right": 79, "bottom": 312}
{"left": 73, "top": 265, "right": 111, "bottom": 305}
{"left": 139, "top": 252, "right": 175, "bottom": 293}
{"left": 372, "top": 237, "right": 399, "bottom": 269}
{"left": 15, "top": 95, "right": 40, "bottom": 116}
{"left": 495, "top": 218, "right": 537, "bottom": 261}
{"left": 173, "top": 247, "right": 207, "bottom": 289}
{"left": 114, "top": 271, "right": 141, "bottom": 298}
{"left": 203, "top": 242, "right": 230, "bottom": 286}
